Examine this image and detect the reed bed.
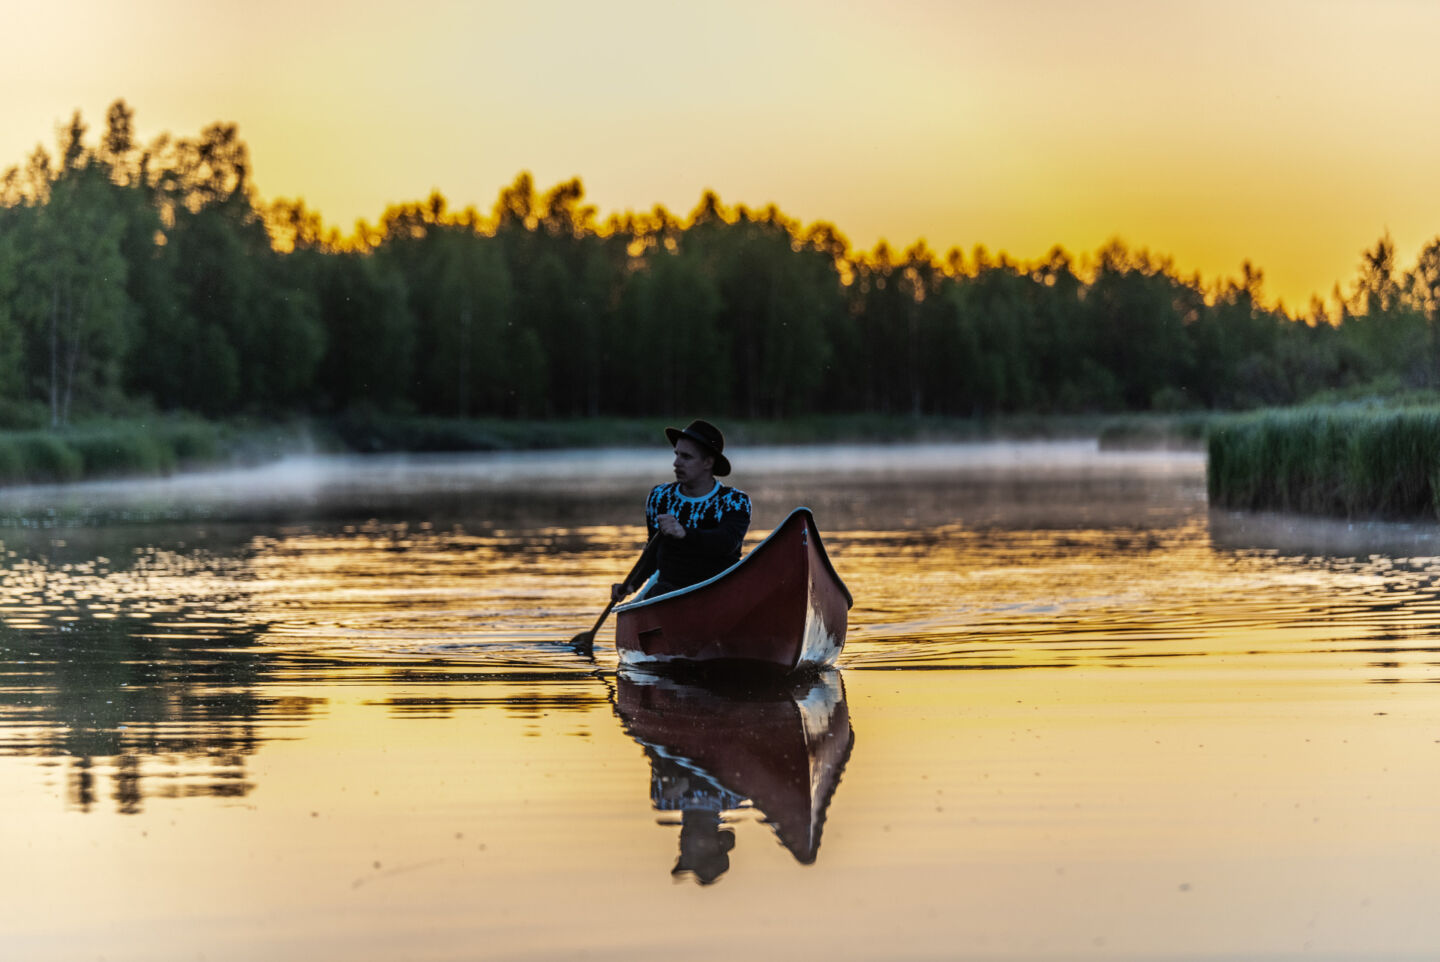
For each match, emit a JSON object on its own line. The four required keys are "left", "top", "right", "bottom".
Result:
{"left": 1208, "top": 405, "right": 1440, "bottom": 519}
{"left": 0, "top": 419, "right": 231, "bottom": 485}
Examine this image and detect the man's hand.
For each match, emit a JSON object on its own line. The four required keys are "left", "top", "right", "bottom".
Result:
{"left": 657, "top": 513, "right": 686, "bottom": 539}
{"left": 611, "top": 582, "right": 629, "bottom": 603}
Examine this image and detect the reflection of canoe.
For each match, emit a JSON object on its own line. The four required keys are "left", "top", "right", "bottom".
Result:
{"left": 615, "top": 668, "right": 853, "bottom": 868}
{"left": 614, "top": 507, "right": 852, "bottom": 674}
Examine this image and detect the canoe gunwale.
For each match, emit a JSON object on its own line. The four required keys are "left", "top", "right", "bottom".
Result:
{"left": 613, "top": 506, "right": 853, "bottom": 616}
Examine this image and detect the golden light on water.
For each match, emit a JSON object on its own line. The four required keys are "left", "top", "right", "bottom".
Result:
{"left": 5, "top": 447, "right": 1440, "bottom": 957}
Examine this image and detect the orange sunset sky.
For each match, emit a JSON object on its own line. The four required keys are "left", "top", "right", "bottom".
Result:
{"left": 2, "top": 0, "right": 1438, "bottom": 311}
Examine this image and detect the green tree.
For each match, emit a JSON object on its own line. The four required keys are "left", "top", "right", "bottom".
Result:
{"left": 1404, "top": 237, "right": 1440, "bottom": 387}
{"left": 1025, "top": 247, "right": 1094, "bottom": 412}
{"left": 428, "top": 232, "right": 522, "bottom": 417}
{"left": 946, "top": 252, "right": 1037, "bottom": 414}
{"left": 492, "top": 175, "right": 615, "bottom": 417}
{"left": 95, "top": 103, "right": 193, "bottom": 415}
{"left": 614, "top": 245, "right": 724, "bottom": 415}
{"left": 8, "top": 117, "right": 132, "bottom": 426}
{"left": 371, "top": 192, "right": 552, "bottom": 417}
{"left": 157, "top": 123, "right": 325, "bottom": 414}
{"left": 1083, "top": 241, "right": 1198, "bottom": 410}
{"left": 848, "top": 243, "right": 908, "bottom": 414}
{"left": 0, "top": 207, "right": 26, "bottom": 409}
{"left": 307, "top": 249, "right": 414, "bottom": 412}
{"left": 1338, "top": 235, "right": 1430, "bottom": 390}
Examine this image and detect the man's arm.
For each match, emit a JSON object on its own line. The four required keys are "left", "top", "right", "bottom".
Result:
{"left": 680, "top": 496, "right": 751, "bottom": 558}
{"left": 613, "top": 527, "right": 662, "bottom": 602}
{"left": 613, "top": 489, "right": 664, "bottom": 601}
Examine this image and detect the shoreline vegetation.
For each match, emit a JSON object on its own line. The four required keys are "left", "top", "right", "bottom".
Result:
{"left": 6, "top": 103, "right": 1440, "bottom": 438}
{"left": 0, "top": 412, "right": 1211, "bottom": 487}
{"left": 6, "top": 103, "right": 1440, "bottom": 514}
{"left": 12, "top": 405, "right": 1440, "bottom": 526}
{"left": 1208, "top": 404, "right": 1440, "bottom": 520}
{"left": 0, "top": 417, "right": 304, "bottom": 486}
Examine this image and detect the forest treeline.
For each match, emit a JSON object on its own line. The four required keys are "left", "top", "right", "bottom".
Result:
{"left": 3, "top": 100, "right": 1440, "bottom": 430}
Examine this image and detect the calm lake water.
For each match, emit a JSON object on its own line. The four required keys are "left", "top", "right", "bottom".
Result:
{"left": 4, "top": 441, "right": 1440, "bottom": 961}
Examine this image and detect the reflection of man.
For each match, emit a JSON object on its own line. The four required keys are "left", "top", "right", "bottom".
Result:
{"left": 614, "top": 420, "right": 751, "bottom": 602}
{"left": 674, "top": 810, "right": 736, "bottom": 885}
{"left": 649, "top": 748, "right": 740, "bottom": 885}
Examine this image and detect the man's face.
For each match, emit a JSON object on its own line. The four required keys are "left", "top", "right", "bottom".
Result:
{"left": 672, "top": 438, "right": 714, "bottom": 486}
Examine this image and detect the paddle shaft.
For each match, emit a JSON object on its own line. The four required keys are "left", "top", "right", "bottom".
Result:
{"left": 575, "top": 533, "right": 660, "bottom": 646}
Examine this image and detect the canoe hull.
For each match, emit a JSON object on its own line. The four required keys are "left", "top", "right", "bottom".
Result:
{"left": 614, "top": 508, "right": 851, "bottom": 674}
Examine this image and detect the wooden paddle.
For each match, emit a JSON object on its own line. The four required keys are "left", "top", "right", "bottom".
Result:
{"left": 570, "top": 533, "right": 660, "bottom": 652}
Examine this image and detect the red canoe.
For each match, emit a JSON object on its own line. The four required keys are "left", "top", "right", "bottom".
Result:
{"left": 613, "top": 507, "right": 852, "bottom": 674}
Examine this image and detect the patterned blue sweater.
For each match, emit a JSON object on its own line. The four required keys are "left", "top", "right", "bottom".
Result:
{"left": 635, "top": 480, "right": 752, "bottom": 592}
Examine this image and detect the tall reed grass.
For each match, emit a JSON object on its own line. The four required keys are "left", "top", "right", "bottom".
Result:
{"left": 1208, "top": 405, "right": 1440, "bottom": 518}
{"left": 0, "top": 419, "right": 230, "bottom": 485}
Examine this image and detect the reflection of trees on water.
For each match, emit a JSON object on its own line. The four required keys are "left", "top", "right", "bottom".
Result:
{"left": 614, "top": 669, "right": 854, "bottom": 885}
{"left": 0, "top": 609, "right": 615, "bottom": 812}
{"left": 1208, "top": 511, "right": 1440, "bottom": 685}
{"left": 0, "top": 516, "right": 628, "bottom": 813}
{"left": 366, "top": 671, "right": 607, "bottom": 728}
{"left": 0, "top": 614, "right": 322, "bottom": 814}
{"left": 0, "top": 536, "right": 312, "bottom": 814}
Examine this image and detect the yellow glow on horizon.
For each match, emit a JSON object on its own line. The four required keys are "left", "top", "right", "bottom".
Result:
{"left": 3, "top": 0, "right": 1439, "bottom": 310}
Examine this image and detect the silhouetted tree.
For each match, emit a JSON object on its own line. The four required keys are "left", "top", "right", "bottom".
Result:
{"left": 6, "top": 100, "right": 1440, "bottom": 429}
{"left": 3, "top": 117, "right": 132, "bottom": 426}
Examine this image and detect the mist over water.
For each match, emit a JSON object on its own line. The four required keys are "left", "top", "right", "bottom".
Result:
{"left": 0, "top": 442, "right": 1216, "bottom": 668}
{"left": 4, "top": 442, "right": 1440, "bottom": 960}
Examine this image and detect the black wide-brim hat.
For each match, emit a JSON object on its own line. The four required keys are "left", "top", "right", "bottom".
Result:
{"left": 665, "top": 419, "right": 731, "bottom": 476}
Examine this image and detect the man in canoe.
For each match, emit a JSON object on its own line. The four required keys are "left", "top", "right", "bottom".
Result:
{"left": 613, "top": 419, "right": 752, "bottom": 601}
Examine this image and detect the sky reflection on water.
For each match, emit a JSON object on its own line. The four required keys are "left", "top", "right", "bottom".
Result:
{"left": 4, "top": 443, "right": 1440, "bottom": 960}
